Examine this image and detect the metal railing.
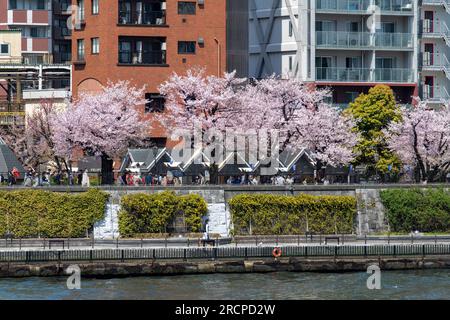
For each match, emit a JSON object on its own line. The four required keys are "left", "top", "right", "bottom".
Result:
{"left": 375, "top": 32, "right": 413, "bottom": 49}
{"left": 0, "top": 244, "right": 449, "bottom": 263}
{"left": 316, "top": 32, "right": 412, "bottom": 49}
{"left": 118, "top": 50, "right": 166, "bottom": 65}
{"left": 316, "top": 67, "right": 414, "bottom": 82}
{"left": 316, "top": 0, "right": 413, "bottom": 12}
{"left": 118, "top": 10, "right": 166, "bottom": 25}
{"left": 423, "top": 85, "right": 450, "bottom": 101}
{"left": 316, "top": 0, "right": 371, "bottom": 12}
{"left": 316, "top": 31, "right": 371, "bottom": 48}
{"left": 374, "top": 0, "right": 413, "bottom": 12}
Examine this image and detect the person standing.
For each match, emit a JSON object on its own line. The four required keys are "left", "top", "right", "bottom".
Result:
{"left": 82, "top": 170, "right": 90, "bottom": 187}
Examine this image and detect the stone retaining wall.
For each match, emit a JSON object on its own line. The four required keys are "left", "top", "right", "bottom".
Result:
{"left": 1, "top": 256, "right": 449, "bottom": 278}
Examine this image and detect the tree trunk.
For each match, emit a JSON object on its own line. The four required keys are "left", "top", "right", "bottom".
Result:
{"left": 101, "top": 154, "right": 114, "bottom": 185}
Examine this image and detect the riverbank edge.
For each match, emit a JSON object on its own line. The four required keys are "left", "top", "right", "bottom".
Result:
{"left": 1, "top": 256, "right": 450, "bottom": 278}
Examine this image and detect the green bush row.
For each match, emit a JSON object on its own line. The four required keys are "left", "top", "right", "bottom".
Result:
{"left": 228, "top": 194, "right": 357, "bottom": 235}
{"left": 118, "top": 191, "right": 208, "bottom": 237}
{"left": 380, "top": 188, "right": 450, "bottom": 232}
{"left": 0, "top": 189, "right": 109, "bottom": 238}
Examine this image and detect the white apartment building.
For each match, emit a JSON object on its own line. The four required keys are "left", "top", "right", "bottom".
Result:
{"left": 420, "top": 0, "right": 450, "bottom": 105}
{"left": 247, "top": 0, "right": 449, "bottom": 107}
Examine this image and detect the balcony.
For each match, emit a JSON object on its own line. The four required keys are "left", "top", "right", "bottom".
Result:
{"left": 423, "top": 86, "right": 450, "bottom": 103}
{"left": 316, "top": 31, "right": 371, "bottom": 49}
{"left": 316, "top": 0, "right": 413, "bottom": 14}
{"left": 119, "top": 51, "right": 166, "bottom": 65}
{"left": 316, "top": 67, "right": 415, "bottom": 83}
{"left": 374, "top": 33, "right": 413, "bottom": 50}
{"left": 118, "top": 37, "right": 167, "bottom": 66}
{"left": 316, "top": 0, "right": 371, "bottom": 13}
{"left": 422, "top": 20, "right": 450, "bottom": 46}
{"left": 316, "top": 32, "right": 413, "bottom": 50}
{"left": 374, "top": 0, "right": 413, "bottom": 13}
{"left": 118, "top": 1, "right": 166, "bottom": 26}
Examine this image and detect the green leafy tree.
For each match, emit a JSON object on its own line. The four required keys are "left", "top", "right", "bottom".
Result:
{"left": 344, "top": 85, "right": 402, "bottom": 181}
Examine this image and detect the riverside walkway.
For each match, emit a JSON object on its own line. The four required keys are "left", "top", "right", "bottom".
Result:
{"left": 1, "top": 235, "right": 450, "bottom": 252}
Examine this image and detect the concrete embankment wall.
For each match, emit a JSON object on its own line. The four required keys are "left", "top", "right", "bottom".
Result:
{"left": 1, "top": 256, "right": 450, "bottom": 278}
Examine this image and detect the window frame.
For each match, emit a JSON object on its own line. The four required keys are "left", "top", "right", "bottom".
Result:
{"left": 178, "top": 41, "right": 196, "bottom": 54}
{"left": 91, "top": 37, "right": 100, "bottom": 54}
{"left": 0, "top": 43, "right": 10, "bottom": 55}
{"left": 92, "top": 0, "right": 99, "bottom": 15}
{"left": 178, "top": 1, "right": 196, "bottom": 15}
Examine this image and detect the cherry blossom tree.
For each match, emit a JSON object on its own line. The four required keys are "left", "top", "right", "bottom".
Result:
{"left": 385, "top": 102, "right": 450, "bottom": 182}
{"left": 51, "top": 81, "right": 149, "bottom": 183}
{"left": 238, "top": 76, "right": 332, "bottom": 151}
{"left": 294, "top": 105, "right": 358, "bottom": 181}
{"left": 158, "top": 68, "right": 246, "bottom": 134}
{"left": 0, "top": 100, "right": 66, "bottom": 170}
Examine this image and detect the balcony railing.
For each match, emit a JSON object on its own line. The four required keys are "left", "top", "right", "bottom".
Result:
{"left": 374, "top": 32, "right": 413, "bottom": 49}
{"left": 421, "top": 52, "right": 450, "bottom": 69}
{"left": 423, "top": 85, "right": 450, "bottom": 101}
{"left": 374, "top": 0, "right": 413, "bottom": 12}
{"left": 316, "top": 31, "right": 413, "bottom": 49}
{"left": 118, "top": 50, "right": 166, "bottom": 65}
{"left": 316, "top": 31, "right": 371, "bottom": 48}
{"left": 316, "top": 0, "right": 413, "bottom": 12}
{"left": 118, "top": 10, "right": 166, "bottom": 25}
{"left": 316, "top": 0, "right": 370, "bottom": 12}
{"left": 316, "top": 67, "right": 415, "bottom": 82}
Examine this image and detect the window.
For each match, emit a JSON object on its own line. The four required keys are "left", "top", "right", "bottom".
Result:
{"left": 37, "top": 0, "right": 45, "bottom": 9}
{"left": 29, "top": 27, "right": 48, "bottom": 38}
{"left": 77, "top": 39, "right": 85, "bottom": 61}
{"left": 381, "top": 22, "right": 395, "bottom": 33}
{"left": 376, "top": 57, "right": 395, "bottom": 68}
{"left": 345, "top": 57, "right": 362, "bottom": 68}
{"left": 178, "top": 41, "right": 196, "bottom": 54}
{"left": 91, "top": 38, "right": 99, "bottom": 54}
{"left": 145, "top": 93, "right": 165, "bottom": 113}
{"left": 92, "top": 0, "right": 99, "bottom": 14}
{"left": 178, "top": 1, "right": 196, "bottom": 15}
{"left": 9, "top": 0, "right": 17, "bottom": 9}
{"left": 77, "top": 0, "right": 85, "bottom": 21}
{"left": 0, "top": 44, "right": 10, "bottom": 55}
{"left": 289, "top": 21, "right": 293, "bottom": 37}
{"left": 289, "top": 56, "right": 293, "bottom": 71}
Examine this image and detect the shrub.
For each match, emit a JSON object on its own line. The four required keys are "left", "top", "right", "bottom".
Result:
{"left": 380, "top": 188, "right": 450, "bottom": 233}
{"left": 118, "top": 191, "right": 208, "bottom": 237}
{"left": 228, "top": 194, "right": 357, "bottom": 235}
{"left": 0, "top": 189, "right": 108, "bottom": 238}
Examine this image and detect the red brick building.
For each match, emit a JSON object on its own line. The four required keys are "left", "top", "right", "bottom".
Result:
{"left": 71, "top": 0, "right": 228, "bottom": 144}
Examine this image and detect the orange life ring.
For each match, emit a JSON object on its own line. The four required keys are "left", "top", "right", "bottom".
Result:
{"left": 272, "top": 247, "right": 282, "bottom": 258}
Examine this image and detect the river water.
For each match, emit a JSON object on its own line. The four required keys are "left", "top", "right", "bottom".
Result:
{"left": 0, "top": 270, "right": 448, "bottom": 300}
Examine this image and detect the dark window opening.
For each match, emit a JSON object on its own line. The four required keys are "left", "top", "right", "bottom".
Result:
{"left": 145, "top": 93, "right": 165, "bottom": 113}
{"left": 178, "top": 41, "right": 196, "bottom": 54}
{"left": 178, "top": 1, "right": 196, "bottom": 14}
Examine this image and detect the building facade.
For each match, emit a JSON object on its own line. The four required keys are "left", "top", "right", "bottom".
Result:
{"left": 420, "top": 0, "right": 450, "bottom": 105}
{"left": 71, "top": 0, "right": 227, "bottom": 143}
{"left": 0, "top": 0, "right": 72, "bottom": 64}
{"left": 248, "top": 0, "right": 449, "bottom": 107}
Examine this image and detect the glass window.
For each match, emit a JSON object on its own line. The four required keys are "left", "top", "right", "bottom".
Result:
{"left": 178, "top": 41, "right": 196, "bottom": 54}
{"left": 92, "top": 0, "right": 99, "bottom": 14}
{"left": 77, "top": 0, "right": 85, "bottom": 20}
{"left": 178, "top": 2, "right": 196, "bottom": 15}
{"left": 145, "top": 94, "right": 165, "bottom": 113}
{"left": 9, "top": 0, "right": 17, "bottom": 9}
{"left": 91, "top": 38, "right": 99, "bottom": 54}
{"left": 0, "top": 44, "right": 10, "bottom": 55}
{"left": 376, "top": 57, "right": 394, "bottom": 68}
{"left": 77, "top": 39, "right": 85, "bottom": 60}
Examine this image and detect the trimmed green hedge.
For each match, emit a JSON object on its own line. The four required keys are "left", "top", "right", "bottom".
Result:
{"left": 0, "top": 189, "right": 108, "bottom": 238}
{"left": 118, "top": 191, "right": 208, "bottom": 237}
{"left": 380, "top": 188, "right": 450, "bottom": 233}
{"left": 229, "top": 194, "right": 357, "bottom": 235}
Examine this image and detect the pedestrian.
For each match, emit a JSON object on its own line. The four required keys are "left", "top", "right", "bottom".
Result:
{"left": 82, "top": 170, "right": 90, "bottom": 187}
{"left": 7, "top": 170, "right": 15, "bottom": 186}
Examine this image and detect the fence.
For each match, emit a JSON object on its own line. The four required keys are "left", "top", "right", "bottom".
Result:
{"left": 0, "top": 244, "right": 449, "bottom": 263}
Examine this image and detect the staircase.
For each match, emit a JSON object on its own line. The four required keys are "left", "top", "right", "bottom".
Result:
{"left": 444, "top": 55, "right": 450, "bottom": 80}
{"left": 443, "top": 0, "right": 450, "bottom": 14}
